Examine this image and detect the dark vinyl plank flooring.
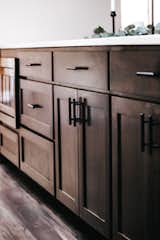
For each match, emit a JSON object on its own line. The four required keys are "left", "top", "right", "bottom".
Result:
{"left": 0, "top": 160, "right": 105, "bottom": 240}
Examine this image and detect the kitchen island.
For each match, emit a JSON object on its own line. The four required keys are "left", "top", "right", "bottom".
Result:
{"left": 0, "top": 35, "right": 160, "bottom": 240}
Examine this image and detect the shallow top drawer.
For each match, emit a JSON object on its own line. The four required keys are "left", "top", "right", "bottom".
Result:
{"left": 110, "top": 50, "right": 160, "bottom": 98}
{"left": 54, "top": 52, "right": 108, "bottom": 90}
{"left": 19, "top": 52, "right": 52, "bottom": 83}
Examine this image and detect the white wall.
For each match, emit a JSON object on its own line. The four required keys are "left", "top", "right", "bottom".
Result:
{"left": 0, "top": 0, "right": 120, "bottom": 44}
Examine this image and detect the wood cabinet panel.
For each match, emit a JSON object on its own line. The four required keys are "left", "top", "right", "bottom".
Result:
{"left": 112, "top": 97, "right": 160, "bottom": 240}
{"left": 20, "top": 128, "right": 54, "bottom": 195}
{"left": 19, "top": 51, "right": 52, "bottom": 83}
{"left": 78, "top": 91, "right": 110, "bottom": 237}
{"left": 110, "top": 50, "right": 160, "bottom": 98}
{"left": 0, "top": 125, "right": 19, "bottom": 167}
{"left": 20, "top": 79, "right": 53, "bottom": 139}
{"left": 0, "top": 58, "right": 19, "bottom": 128}
{"left": 54, "top": 51, "right": 108, "bottom": 90}
{"left": 54, "top": 85, "right": 110, "bottom": 237}
{"left": 54, "top": 86, "right": 79, "bottom": 213}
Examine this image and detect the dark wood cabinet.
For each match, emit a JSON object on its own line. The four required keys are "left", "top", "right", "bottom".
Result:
{"left": 2, "top": 46, "right": 160, "bottom": 240}
{"left": 54, "top": 85, "right": 110, "bottom": 237}
{"left": 54, "top": 86, "right": 79, "bottom": 213}
{"left": 112, "top": 96, "right": 160, "bottom": 240}
{"left": 19, "top": 51, "right": 52, "bottom": 83}
{"left": 54, "top": 51, "right": 108, "bottom": 91}
{"left": 0, "top": 58, "right": 19, "bottom": 128}
{"left": 110, "top": 50, "right": 160, "bottom": 98}
{"left": 20, "top": 128, "right": 54, "bottom": 195}
{"left": 0, "top": 125, "right": 19, "bottom": 167}
{"left": 20, "top": 79, "right": 53, "bottom": 139}
{"left": 78, "top": 90, "right": 110, "bottom": 237}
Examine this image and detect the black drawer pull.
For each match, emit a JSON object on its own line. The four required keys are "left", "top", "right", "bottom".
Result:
{"left": 0, "top": 133, "right": 3, "bottom": 146}
{"left": 140, "top": 113, "right": 160, "bottom": 154}
{"left": 136, "top": 71, "right": 160, "bottom": 77}
{"left": 66, "top": 66, "right": 89, "bottom": 71}
{"left": 27, "top": 104, "right": 43, "bottom": 109}
{"left": 25, "top": 63, "right": 42, "bottom": 67}
{"left": 19, "top": 75, "right": 28, "bottom": 79}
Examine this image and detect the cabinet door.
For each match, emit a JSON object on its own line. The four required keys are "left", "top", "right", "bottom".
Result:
{"left": 112, "top": 97, "right": 160, "bottom": 240}
{"left": 54, "top": 86, "right": 79, "bottom": 214}
{"left": 0, "top": 58, "right": 18, "bottom": 117}
{"left": 78, "top": 91, "right": 110, "bottom": 238}
{"left": 20, "top": 128, "right": 54, "bottom": 195}
{"left": 149, "top": 103, "right": 160, "bottom": 239}
{"left": 0, "top": 58, "right": 19, "bottom": 128}
{"left": 0, "top": 125, "right": 19, "bottom": 167}
{"left": 20, "top": 80, "right": 53, "bottom": 139}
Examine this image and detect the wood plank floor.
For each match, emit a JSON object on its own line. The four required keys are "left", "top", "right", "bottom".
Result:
{"left": 0, "top": 159, "right": 105, "bottom": 240}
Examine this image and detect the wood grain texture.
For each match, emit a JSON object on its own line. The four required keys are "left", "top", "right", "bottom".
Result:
{"left": 20, "top": 79, "right": 53, "bottom": 139}
{"left": 54, "top": 51, "right": 108, "bottom": 91}
{"left": 0, "top": 161, "right": 96, "bottom": 240}
{"left": 18, "top": 51, "right": 52, "bottom": 83}
{"left": 20, "top": 128, "right": 54, "bottom": 195}
{"left": 0, "top": 125, "right": 19, "bottom": 167}
{"left": 54, "top": 86, "right": 79, "bottom": 214}
{"left": 110, "top": 50, "right": 160, "bottom": 98}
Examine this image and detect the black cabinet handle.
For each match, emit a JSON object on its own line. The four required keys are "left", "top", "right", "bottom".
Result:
{"left": 73, "top": 99, "right": 76, "bottom": 127}
{"left": 68, "top": 97, "right": 91, "bottom": 127}
{"left": 25, "top": 63, "right": 42, "bottom": 67}
{"left": 148, "top": 115, "right": 153, "bottom": 154}
{"left": 148, "top": 115, "right": 160, "bottom": 152}
{"left": 21, "top": 137, "right": 25, "bottom": 162}
{"left": 68, "top": 98, "right": 72, "bottom": 125}
{"left": 140, "top": 113, "right": 160, "bottom": 154}
{"left": 0, "top": 133, "right": 3, "bottom": 146}
{"left": 66, "top": 66, "right": 89, "bottom": 71}
{"left": 140, "top": 113, "right": 151, "bottom": 153}
{"left": 19, "top": 75, "right": 28, "bottom": 80}
{"left": 140, "top": 113, "right": 145, "bottom": 152}
{"left": 136, "top": 71, "right": 160, "bottom": 77}
{"left": 78, "top": 97, "right": 83, "bottom": 124}
{"left": 27, "top": 104, "right": 43, "bottom": 109}
{"left": 68, "top": 98, "right": 77, "bottom": 127}
{"left": 82, "top": 99, "right": 91, "bottom": 126}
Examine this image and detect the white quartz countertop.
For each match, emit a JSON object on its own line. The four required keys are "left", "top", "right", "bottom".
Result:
{"left": 1, "top": 35, "right": 160, "bottom": 49}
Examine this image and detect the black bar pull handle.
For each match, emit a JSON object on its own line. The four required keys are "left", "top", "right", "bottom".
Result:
{"left": 140, "top": 113, "right": 145, "bottom": 152}
{"left": 73, "top": 99, "right": 76, "bottom": 127}
{"left": 25, "top": 63, "right": 42, "bottom": 67}
{"left": 0, "top": 133, "right": 3, "bottom": 146}
{"left": 83, "top": 99, "right": 91, "bottom": 126}
{"left": 27, "top": 104, "right": 43, "bottom": 109}
{"left": 19, "top": 75, "right": 28, "bottom": 80}
{"left": 148, "top": 115, "right": 153, "bottom": 154}
{"left": 66, "top": 66, "right": 89, "bottom": 71}
{"left": 68, "top": 98, "right": 72, "bottom": 125}
{"left": 78, "top": 97, "right": 83, "bottom": 125}
{"left": 21, "top": 137, "right": 25, "bottom": 162}
{"left": 136, "top": 71, "right": 160, "bottom": 77}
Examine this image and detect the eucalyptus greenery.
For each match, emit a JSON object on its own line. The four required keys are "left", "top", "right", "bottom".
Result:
{"left": 91, "top": 23, "right": 160, "bottom": 38}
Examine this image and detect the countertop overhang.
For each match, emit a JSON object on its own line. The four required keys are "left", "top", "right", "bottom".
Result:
{"left": 1, "top": 35, "right": 160, "bottom": 49}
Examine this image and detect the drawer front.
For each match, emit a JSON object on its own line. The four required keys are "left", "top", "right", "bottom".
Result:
{"left": 110, "top": 50, "right": 160, "bottom": 98}
{"left": 54, "top": 52, "right": 108, "bottom": 90}
{"left": 20, "top": 80, "right": 53, "bottom": 139}
{"left": 20, "top": 128, "right": 54, "bottom": 194}
{"left": 0, "top": 112, "right": 17, "bottom": 129}
{"left": 0, "top": 125, "right": 19, "bottom": 167}
{"left": 19, "top": 52, "right": 52, "bottom": 83}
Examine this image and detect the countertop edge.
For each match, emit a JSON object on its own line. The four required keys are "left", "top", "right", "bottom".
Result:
{"left": 0, "top": 35, "right": 160, "bottom": 49}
